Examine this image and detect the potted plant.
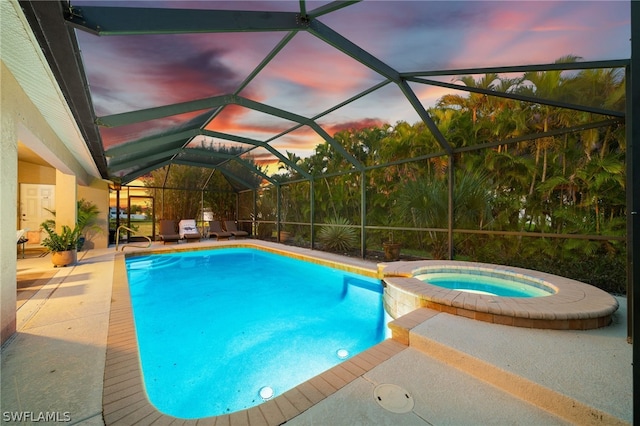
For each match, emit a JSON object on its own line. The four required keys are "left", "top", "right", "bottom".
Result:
{"left": 382, "top": 230, "right": 402, "bottom": 261}
{"left": 41, "top": 222, "right": 81, "bottom": 267}
{"left": 76, "top": 199, "right": 101, "bottom": 250}
{"left": 43, "top": 199, "right": 101, "bottom": 250}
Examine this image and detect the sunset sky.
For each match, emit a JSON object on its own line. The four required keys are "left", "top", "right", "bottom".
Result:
{"left": 73, "top": 1, "right": 631, "bottom": 168}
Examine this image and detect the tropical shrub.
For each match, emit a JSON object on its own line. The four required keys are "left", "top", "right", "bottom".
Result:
{"left": 318, "top": 217, "right": 357, "bottom": 252}
{"left": 41, "top": 223, "right": 82, "bottom": 252}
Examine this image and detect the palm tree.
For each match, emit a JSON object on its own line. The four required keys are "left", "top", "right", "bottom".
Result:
{"left": 518, "top": 56, "right": 581, "bottom": 188}
{"left": 395, "top": 170, "right": 493, "bottom": 259}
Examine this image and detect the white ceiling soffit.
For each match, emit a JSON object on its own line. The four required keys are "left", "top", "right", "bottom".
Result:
{"left": 1, "top": 0, "right": 100, "bottom": 178}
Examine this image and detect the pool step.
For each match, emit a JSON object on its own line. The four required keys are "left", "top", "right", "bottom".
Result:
{"left": 389, "top": 308, "right": 629, "bottom": 426}
{"left": 126, "top": 256, "right": 181, "bottom": 270}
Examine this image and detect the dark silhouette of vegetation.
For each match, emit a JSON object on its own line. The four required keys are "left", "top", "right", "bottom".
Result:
{"left": 143, "top": 143, "right": 263, "bottom": 222}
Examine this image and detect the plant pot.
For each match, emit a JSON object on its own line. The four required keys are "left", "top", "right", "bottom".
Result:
{"left": 51, "top": 250, "right": 77, "bottom": 268}
{"left": 383, "top": 242, "right": 401, "bottom": 261}
{"left": 279, "top": 231, "right": 291, "bottom": 242}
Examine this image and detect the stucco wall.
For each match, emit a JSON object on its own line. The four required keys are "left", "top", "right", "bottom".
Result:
{"left": 78, "top": 182, "right": 109, "bottom": 250}
{"left": 1, "top": 63, "right": 19, "bottom": 344}
{"left": 18, "top": 160, "right": 56, "bottom": 184}
{"left": 16, "top": 160, "right": 109, "bottom": 250}
{"left": 1, "top": 60, "right": 108, "bottom": 344}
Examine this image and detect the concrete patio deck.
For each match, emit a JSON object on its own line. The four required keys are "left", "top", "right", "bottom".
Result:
{"left": 2, "top": 242, "right": 632, "bottom": 425}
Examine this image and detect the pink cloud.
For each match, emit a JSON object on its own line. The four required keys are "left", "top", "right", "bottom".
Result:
{"left": 261, "top": 32, "right": 377, "bottom": 95}
{"left": 324, "top": 119, "right": 387, "bottom": 136}
{"left": 79, "top": 32, "right": 268, "bottom": 115}
{"left": 444, "top": 2, "right": 628, "bottom": 69}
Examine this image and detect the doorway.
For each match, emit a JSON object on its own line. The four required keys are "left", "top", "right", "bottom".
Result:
{"left": 19, "top": 183, "right": 55, "bottom": 245}
{"left": 128, "top": 195, "right": 155, "bottom": 242}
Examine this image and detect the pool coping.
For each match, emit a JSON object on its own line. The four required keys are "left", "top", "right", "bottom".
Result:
{"left": 380, "top": 260, "right": 620, "bottom": 330}
{"left": 103, "top": 241, "right": 406, "bottom": 425}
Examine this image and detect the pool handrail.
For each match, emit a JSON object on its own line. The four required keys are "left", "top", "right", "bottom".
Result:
{"left": 115, "top": 225, "right": 152, "bottom": 251}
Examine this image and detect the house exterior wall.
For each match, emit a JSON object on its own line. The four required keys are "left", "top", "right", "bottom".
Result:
{"left": 1, "top": 62, "right": 20, "bottom": 345}
{"left": 16, "top": 161, "right": 109, "bottom": 250}
{"left": 1, "top": 61, "right": 108, "bottom": 345}
{"left": 78, "top": 184, "right": 110, "bottom": 250}
{"left": 18, "top": 160, "right": 56, "bottom": 184}
{"left": 55, "top": 170, "right": 77, "bottom": 231}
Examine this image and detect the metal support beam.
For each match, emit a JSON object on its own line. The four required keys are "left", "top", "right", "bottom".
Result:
{"left": 307, "top": 20, "right": 400, "bottom": 82}
{"left": 200, "top": 130, "right": 312, "bottom": 180}
{"left": 407, "top": 76, "right": 625, "bottom": 118}
{"left": 105, "top": 129, "right": 199, "bottom": 157}
{"left": 200, "top": 190, "right": 205, "bottom": 235}
{"left": 235, "top": 193, "right": 239, "bottom": 222}
{"left": 99, "top": 94, "right": 364, "bottom": 171}
{"left": 183, "top": 148, "right": 276, "bottom": 184}
{"left": 97, "top": 95, "right": 230, "bottom": 128}
{"left": 403, "top": 59, "right": 630, "bottom": 78}
{"left": 253, "top": 189, "right": 258, "bottom": 237}
{"left": 66, "top": 7, "right": 305, "bottom": 35}
{"left": 276, "top": 184, "right": 282, "bottom": 241}
{"left": 109, "top": 148, "right": 182, "bottom": 173}
{"left": 397, "top": 80, "right": 454, "bottom": 155}
{"left": 361, "top": 170, "right": 366, "bottom": 259}
{"left": 171, "top": 159, "right": 253, "bottom": 189}
{"left": 234, "top": 97, "right": 365, "bottom": 171}
{"left": 299, "top": 0, "right": 307, "bottom": 19}
{"left": 308, "top": 1, "right": 360, "bottom": 18}
{"left": 448, "top": 155, "right": 454, "bottom": 259}
{"left": 310, "top": 179, "right": 315, "bottom": 249}
{"left": 120, "top": 160, "right": 172, "bottom": 184}
{"left": 629, "top": 3, "right": 639, "bottom": 423}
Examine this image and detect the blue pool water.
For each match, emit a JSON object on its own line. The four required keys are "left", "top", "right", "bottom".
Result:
{"left": 126, "top": 248, "right": 388, "bottom": 419}
{"left": 415, "top": 271, "right": 555, "bottom": 298}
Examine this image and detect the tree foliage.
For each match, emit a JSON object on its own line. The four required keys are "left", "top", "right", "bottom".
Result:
{"left": 142, "top": 144, "right": 263, "bottom": 221}
{"left": 272, "top": 57, "right": 626, "bottom": 292}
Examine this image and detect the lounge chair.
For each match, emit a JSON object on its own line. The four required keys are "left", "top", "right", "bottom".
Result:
{"left": 224, "top": 220, "right": 248, "bottom": 238}
{"left": 178, "top": 219, "right": 201, "bottom": 242}
{"left": 207, "top": 221, "right": 232, "bottom": 240}
{"left": 17, "top": 229, "right": 28, "bottom": 258}
{"left": 159, "top": 220, "right": 181, "bottom": 244}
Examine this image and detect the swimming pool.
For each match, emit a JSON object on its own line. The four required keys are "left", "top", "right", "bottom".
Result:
{"left": 126, "top": 247, "right": 388, "bottom": 419}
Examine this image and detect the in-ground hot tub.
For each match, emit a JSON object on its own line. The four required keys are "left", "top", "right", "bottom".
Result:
{"left": 414, "top": 268, "right": 557, "bottom": 298}
{"left": 380, "top": 260, "right": 618, "bottom": 330}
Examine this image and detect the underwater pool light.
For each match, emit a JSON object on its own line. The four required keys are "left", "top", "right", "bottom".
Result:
{"left": 259, "top": 386, "right": 274, "bottom": 400}
{"left": 337, "top": 349, "right": 349, "bottom": 359}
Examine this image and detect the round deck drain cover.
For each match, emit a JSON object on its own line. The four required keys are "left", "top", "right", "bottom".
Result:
{"left": 373, "top": 384, "right": 414, "bottom": 413}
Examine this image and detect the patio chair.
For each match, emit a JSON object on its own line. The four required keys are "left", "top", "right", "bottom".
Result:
{"left": 159, "top": 220, "right": 180, "bottom": 244}
{"left": 17, "top": 229, "right": 28, "bottom": 258}
{"left": 178, "top": 219, "right": 201, "bottom": 242}
{"left": 207, "top": 221, "right": 232, "bottom": 240}
{"left": 224, "top": 220, "right": 249, "bottom": 238}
